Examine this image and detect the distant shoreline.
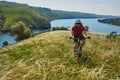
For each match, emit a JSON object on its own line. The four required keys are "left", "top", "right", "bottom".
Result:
{"left": 98, "top": 18, "right": 120, "bottom": 27}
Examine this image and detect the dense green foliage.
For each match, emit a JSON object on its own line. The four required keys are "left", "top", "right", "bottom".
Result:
{"left": 2, "top": 41, "right": 8, "bottom": 47}
{"left": 11, "top": 21, "right": 31, "bottom": 41}
{"left": 0, "top": 10, "right": 5, "bottom": 29}
{"left": 98, "top": 18, "right": 120, "bottom": 26}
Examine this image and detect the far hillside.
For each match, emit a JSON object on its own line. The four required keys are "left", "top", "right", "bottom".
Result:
{"left": 31, "top": 7, "right": 107, "bottom": 20}
{"left": 98, "top": 18, "right": 120, "bottom": 26}
{"left": 0, "top": 1, "right": 50, "bottom": 32}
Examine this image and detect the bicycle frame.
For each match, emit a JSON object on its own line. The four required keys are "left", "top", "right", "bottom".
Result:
{"left": 69, "top": 36, "right": 91, "bottom": 63}
{"left": 74, "top": 38, "right": 82, "bottom": 61}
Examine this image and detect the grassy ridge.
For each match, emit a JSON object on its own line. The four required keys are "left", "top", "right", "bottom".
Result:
{"left": 0, "top": 31, "right": 120, "bottom": 80}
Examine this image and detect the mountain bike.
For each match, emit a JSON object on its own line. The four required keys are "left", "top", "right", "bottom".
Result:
{"left": 69, "top": 36, "right": 91, "bottom": 64}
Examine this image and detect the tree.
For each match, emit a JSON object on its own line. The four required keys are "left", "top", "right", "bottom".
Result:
{"left": 2, "top": 41, "right": 8, "bottom": 47}
{"left": 11, "top": 21, "right": 31, "bottom": 41}
{"left": 106, "top": 31, "right": 117, "bottom": 41}
{"left": 0, "top": 13, "right": 6, "bottom": 27}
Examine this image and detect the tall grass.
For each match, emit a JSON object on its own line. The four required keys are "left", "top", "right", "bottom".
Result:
{"left": 0, "top": 31, "right": 120, "bottom": 80}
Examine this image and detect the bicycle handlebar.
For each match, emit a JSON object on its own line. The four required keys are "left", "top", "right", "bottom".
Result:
{"left": 69, "top": 36, "right": 91, "bottom": 39}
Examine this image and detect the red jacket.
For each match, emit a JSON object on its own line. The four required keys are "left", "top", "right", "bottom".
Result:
{"left": 72, "top": 25, "right": 85, "bottom": 36}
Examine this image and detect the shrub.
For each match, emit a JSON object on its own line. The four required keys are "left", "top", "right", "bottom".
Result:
{"left": 11, "top": 21, "right": 31, "bottom": 41}
{"left": 2, "top": 41, "right": 8, "bottom": 47}
{"left": 106, "top": 31, "right": 117, "bottom": 41}
{"left": 52, "top": 27, "right": 68, "bottom": 31}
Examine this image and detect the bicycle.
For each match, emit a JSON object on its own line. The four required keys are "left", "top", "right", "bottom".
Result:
{"left": 69, "top": 36, "right": 91, "bottom": 64}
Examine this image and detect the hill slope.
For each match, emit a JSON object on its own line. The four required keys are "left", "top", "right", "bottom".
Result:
{"left": 0, "top": 1, "right": 50, "bottom": 31}
{"left": 0, "top": 31, "right": 119, "bottom": 80}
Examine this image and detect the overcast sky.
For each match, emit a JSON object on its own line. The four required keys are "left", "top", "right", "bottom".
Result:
{"left": 5, "top": 0, "right": 120, "bottom": 16}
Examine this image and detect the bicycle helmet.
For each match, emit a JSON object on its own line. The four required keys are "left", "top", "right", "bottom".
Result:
{"left": 75, "top": 20, "right": 81, "bottom": 24}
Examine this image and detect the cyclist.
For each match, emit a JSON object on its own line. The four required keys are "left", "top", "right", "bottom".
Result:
{"left": 71, "top": 20, "right": 88, "bottom": 52}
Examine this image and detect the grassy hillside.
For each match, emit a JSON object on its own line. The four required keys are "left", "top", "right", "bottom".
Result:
{"left": 0, "top": 31, "right": 119, "bottom": 80}
{"left": 0, "top": 1, "right": 50, "bottom": 31}
{"left": 0, "top": 1, "right": 28, "bottom": 7}
{"left": 98, "top": 18, "right": 120, "bottom": 26}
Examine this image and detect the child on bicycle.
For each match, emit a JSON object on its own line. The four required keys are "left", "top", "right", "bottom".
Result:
{"left": 71, "top": 20, "right": 88, "bottom": 52}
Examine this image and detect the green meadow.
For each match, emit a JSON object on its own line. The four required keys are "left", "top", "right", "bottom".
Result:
{"left": 0, "top": 31, "right": 119, "bottom": 80}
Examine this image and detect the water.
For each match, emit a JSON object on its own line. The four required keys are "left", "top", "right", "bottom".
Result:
{"left": 0, "top": 29, "right": 49, "bottom": 47}
{"left": 51, "top": 18, "right": 120, "bottom": 34}
{"left": 0, "top": 18, "right": 120, "bottom": 47}
{"left": 0, "top": 33, "right": 16, "bottom": 47}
